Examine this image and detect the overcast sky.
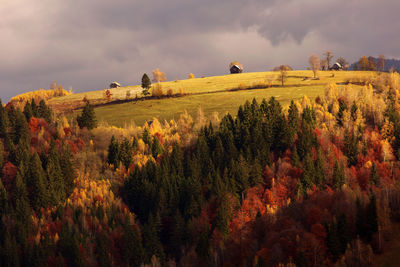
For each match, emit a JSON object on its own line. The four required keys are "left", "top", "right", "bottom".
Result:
{"left": 1, "top": 0, "right": 399, "bottom": 101}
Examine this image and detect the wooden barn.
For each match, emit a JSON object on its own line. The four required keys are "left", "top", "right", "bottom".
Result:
{"left": 229, "top": 61, "right": 243, "bottom": 74}
{"left": 330, "top": 62, "right": 342, "bottom": 71}
{"left": 109, "top": 82, "right": 121, "bottom": 88}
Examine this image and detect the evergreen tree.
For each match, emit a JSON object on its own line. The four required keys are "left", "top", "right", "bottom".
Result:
{"left": 60, "top": 144, "right": 75, "bottom": 196}
{"left": 23, "top": 101, "right": 34, "bottom": 121}
{"left": 77, "top": 101, "right": 97, "bottom": 129}
{"left": 26, "top": 152, "right": 49, "bottom": 209}
{"left": 46, "top": 141, "right": 65, "bottom": 204}
{"left": 107, "top": 135, "right": 119, "bottom": 167}
{"left": 142, "top": 128, "right": 151, "bottom": 145}
{"left": 332, "top": 160, "right": 345, "bottom": 189}
{"left": 119, "top": 138, "right": 133, "bottom": 169}
{"left": 142, "top": 74, "right": 152, "bottom": 96}
{"left": 12, "top": 172, "right": 31, "bottom": 246}
{"left": 151, "top": 136, "right": 163, "bottom": 159}
{"left": 142, "top": 213, "right": 165, "bottom": 264}
{"left": 58, "top": 222, "right": 85, "bottom": 267}
{"left": 121, "top": 215, "right": 145, "bottom": 266}
{"left": 11, "top": 109, "right": 30, "bottom": 146}
{"left": 38, "top": 99, "right": 52, "bottom": 123}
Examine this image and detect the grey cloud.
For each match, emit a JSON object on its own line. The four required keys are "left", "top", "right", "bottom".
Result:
{"left": 0, "top": 0, "right": 399, "bottom": 101}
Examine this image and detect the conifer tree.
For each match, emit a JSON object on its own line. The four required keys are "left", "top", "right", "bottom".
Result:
{"left": 77, "top": 101, "right": 97, "bottom": 129}
{"left": 38, "top": 99, "right": 52, "bottom": 123}
{"left": 121, "top": 215, "right": 145, "bottom": 266}
{"left": 119, "top": 138, "right": 133, "bottom": 169}
{"left": 12, "top": 172, "right": 31, "bottom": 246}
{"left": 11, "top": 109, "right": 30, "bottom": 146}
{"left": 332, "top": 160, "right": 345, "bottom": 189}
{"left": 151, "top": 136, "right": 163, "bottom": 159}
{"left": 23, "top": 101, "right": 34, "bottom": 121}
{"left": 47, "top": 141, "right": 65, "bottom": 203}
{"left": 27, "top": 152, "right": 49, "bottom": 209}
{"left": 142, "top": 128, "right": 151, "bottom": 145}
{"left": 142, "top": 74, "right": 152, "bottom": 96}
{"left": 107, "top": 135, "right": 119, "bottom": 167}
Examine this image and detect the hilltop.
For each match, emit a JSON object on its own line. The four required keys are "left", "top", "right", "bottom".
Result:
{"left": 48, "top": 70, "right": 375, "bottom": 126}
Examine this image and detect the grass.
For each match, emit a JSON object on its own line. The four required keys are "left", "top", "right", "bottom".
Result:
{"left": 50, "top": 70, "right": 375, "bottom": 127}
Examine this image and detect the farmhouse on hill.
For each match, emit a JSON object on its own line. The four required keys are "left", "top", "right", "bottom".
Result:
{"left": 109, "top": 82, "right": 121, "bottom": 88}
{"left": 229, "top": 61, "right": 243, "bottom": 74}
{"left": 330, "top": 62, "right": 342, "bottom": 71}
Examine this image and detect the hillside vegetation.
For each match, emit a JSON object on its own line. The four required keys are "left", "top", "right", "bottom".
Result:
{"left": 2, "top": 71, "right": 400, "bottom": 266}
{"left": 49, "top": 70, "right": 375, "bottom": 126}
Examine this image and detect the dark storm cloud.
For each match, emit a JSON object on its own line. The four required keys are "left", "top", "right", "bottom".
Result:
{"left": 1, "top": 0, "right": 399, "bottom": 101}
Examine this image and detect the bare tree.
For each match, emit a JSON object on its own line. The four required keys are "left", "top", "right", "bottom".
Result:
{"left": 309, "top": 54, "right": 320, "bottom": 78}
{"left": 378, "top": 54, "right": 386, "bottom": 72}
{"left": 320, "top": 59, "right": 328, "bottom": 71}
{"left": 279, "top": 65, "right": 288, "bottom": 86}
{"left": 324, "top": 51, "right": 334, "bottom": 69}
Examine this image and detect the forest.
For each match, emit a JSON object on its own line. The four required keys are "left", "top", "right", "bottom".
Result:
{"left": 1, "top": 73, "right": 400, "bottom": 266}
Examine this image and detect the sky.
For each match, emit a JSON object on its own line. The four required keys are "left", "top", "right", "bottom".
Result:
{"left": 1, "top": 0, "right": 399, "bottom": 102}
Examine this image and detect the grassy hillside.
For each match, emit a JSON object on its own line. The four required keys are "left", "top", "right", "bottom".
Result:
{"left": 49, "top": 70, "right": 375, "bottom": 126}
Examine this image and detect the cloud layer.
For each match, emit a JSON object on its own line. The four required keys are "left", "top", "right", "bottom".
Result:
{"left": 1, "top": 0, "right": 399, "bottom": 101}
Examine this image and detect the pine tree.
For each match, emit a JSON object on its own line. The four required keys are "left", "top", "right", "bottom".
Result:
{"left": 27, "top": 152, "right": 49, "bottom": 209}
{"left": 151, "top": 136, "right": 163, "bottom": 159}
{"left": 107, "top": 135, "right": 119, "bottom": 167}
{"left": 142, "top": 74, "right": 152, "bottom": 96}
{"left": 11, "top": 109, "right": 30, "bottom": 146}
{"left": 142, "top": 213, "right": 165, "bottom": 264}
{"left": 47, "top": 141, "right": 65, "bottom": 204}
{"left": 142, "top": 128, "right": 151, "bottom": 145}
{"left": 119, "top": 138, "right": 133, "bottom": 169}
{"left": 121, "top": 215, "right": 145, "bottom": 266}
{"left": 38, "top": 99, "right": 52, "bottom": 123}
{"left": 12, "top": 172, "right": 31, "bottom": 246}
{"left": 23, "top": 101, "right": 34, "bottom": 121}
{"left": 60, "top": 144, "right": 75, "bottom": 196}
{"left": 77, "top": 101, "right": 97, "bottom": 129}
{"left": 332, "top": 160, "right": 345, "bottom": 189}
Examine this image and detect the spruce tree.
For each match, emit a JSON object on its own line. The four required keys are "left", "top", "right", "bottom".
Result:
{"left": 77, "top": 101, "right": 97, "bottom": 129}
{"left": 47, "top": 141, "right": 65, "bottom": 204}
{"left": 151, "top": 136, "right": 163, "bottom": 159}
{"left": 142, "top": 74, "right": 151, "bottom": 96}
{"left": 38, "top": 99, "right": 52, "bottom": 123}
{"left": 27, "top": 152, "right": 49, "bottom": 209}
{"left": 119, "top": 138, "right": 133, "bottom": 169}
{"left": 107, "top": 135, "right": 120, "bottom": 167}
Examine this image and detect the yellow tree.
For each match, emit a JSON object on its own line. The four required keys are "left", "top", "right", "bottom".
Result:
{"left": 152, "top": 68, "right": 167, "bottom": 82}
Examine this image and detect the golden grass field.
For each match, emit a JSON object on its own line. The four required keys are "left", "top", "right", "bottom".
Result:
{"left": 48, "top": 70, "right": 376, "bottom": 127}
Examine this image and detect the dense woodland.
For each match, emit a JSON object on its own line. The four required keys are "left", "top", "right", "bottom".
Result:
{"left": 1, "top": 73, "right": 400, "bottom": 266}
